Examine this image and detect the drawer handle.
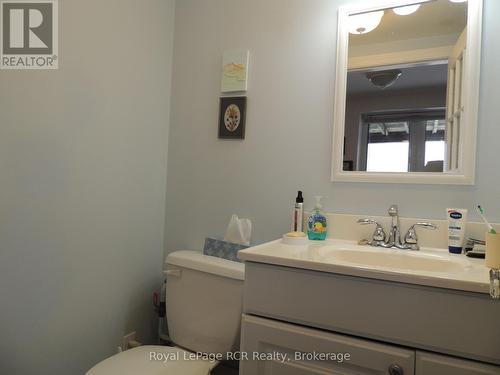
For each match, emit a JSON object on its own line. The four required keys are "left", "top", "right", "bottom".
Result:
{"left": 388, "top": 364, "right": 404, "bottom": 375}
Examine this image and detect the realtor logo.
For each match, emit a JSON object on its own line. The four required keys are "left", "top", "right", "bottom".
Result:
{"left": 1, "top": 0, "right": 58, "bottom": 69}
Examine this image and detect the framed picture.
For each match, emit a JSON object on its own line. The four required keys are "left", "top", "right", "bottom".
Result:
{"left": 219, "top": 96, "right": 246, "bottom": 139}
{"left": 343, "top": 160, "right": 354, "bottom": 171}
{"left": 221, "top": 50, "right": 249, "bottom": 92}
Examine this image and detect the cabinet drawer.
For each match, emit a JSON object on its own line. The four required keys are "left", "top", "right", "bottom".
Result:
{"left": 240, "top": 314, "right": 415, "bottom": 375}
{"left": 416, "top": 352, "right": 500, "bottom": 375}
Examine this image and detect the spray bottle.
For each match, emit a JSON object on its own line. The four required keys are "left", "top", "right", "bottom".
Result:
{"left": 292, "top": 191, "right": 304, "bottom": 232}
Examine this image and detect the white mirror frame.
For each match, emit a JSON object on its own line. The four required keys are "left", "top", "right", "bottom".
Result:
{"left": 331, "top": 0, "right": 483, "bottom": 185}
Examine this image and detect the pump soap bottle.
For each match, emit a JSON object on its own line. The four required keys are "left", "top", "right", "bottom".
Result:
{"left": 307, "top": 196, "right": 328, "bottom": 241}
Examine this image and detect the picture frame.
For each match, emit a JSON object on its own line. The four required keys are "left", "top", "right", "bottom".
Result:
{"left": 343, "top": 160, "right": 354, "bottom": 171}
{"left": 218, "top": 96, "right": 247, "bottom": 139}
{"left": 221, "top": 50, "right": 249, "bottom": 92}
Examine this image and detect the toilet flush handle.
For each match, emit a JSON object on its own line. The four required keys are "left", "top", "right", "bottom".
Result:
{"left": 164, "top": 269, "right": 182, "bottom": 278}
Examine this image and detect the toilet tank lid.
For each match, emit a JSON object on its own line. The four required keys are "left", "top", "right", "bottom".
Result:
{"left": 166, "top": 251, "right": 245, "bottom": 280}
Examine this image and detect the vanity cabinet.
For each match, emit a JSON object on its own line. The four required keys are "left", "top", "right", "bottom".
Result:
{"left": 240, "top": 261, "right": 500, "bottom": 374}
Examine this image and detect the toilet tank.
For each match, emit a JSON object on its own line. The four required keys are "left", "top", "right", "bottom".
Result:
{"left": 165, "top": 251, "right": 245, "bottom": 355}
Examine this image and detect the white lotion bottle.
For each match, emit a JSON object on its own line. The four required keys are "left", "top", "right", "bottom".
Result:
{"left": 447, "top": 208, "right": 468, "bottom": 254}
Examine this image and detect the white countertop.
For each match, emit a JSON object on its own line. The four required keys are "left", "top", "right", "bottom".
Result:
{"left": 238, "top": 238, "right": 490, "bottom": 294}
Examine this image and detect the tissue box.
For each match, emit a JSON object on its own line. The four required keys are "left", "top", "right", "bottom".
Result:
{"left": 203, "top": 238, "right": 249, "bottom": 263}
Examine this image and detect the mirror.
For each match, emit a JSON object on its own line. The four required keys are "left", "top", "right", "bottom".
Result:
{"left": 332, "top": 0, "right": 482, "bottom": 184}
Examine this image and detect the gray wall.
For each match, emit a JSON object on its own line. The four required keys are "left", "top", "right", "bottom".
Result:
{"left": 0, "top": 0, "right": 174, "bottom": 374}
{"left": 165, "top": 0, "right": 500, "bottom": 251}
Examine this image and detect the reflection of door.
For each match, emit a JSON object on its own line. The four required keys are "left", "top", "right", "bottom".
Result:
{"left": 446, "top": 28, "right": 467, "bottom": 171}
{"left": 358, "top": 109, "right": 446, "bottom": 172}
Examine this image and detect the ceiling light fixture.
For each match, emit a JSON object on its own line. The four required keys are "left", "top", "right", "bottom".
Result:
{"left": 393, "top": 4, "right": 421, "bottom": 15}
{"left": 348, "top": 11, "right": 384, "bottom": 34}
{"left": 449, "top": 0, "right": 467, "bottom": 3}
{"left": 366, "top": 70, "right": 402, "bottom": 89}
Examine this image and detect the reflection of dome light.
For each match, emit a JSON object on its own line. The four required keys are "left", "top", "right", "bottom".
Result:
{"left": 366, "top": 70, "right": 402, "bottom": 89}
{"left": 349, "top": 11, "right": 384, "bottom": 34}
{"left": 449, "top": 0, "right": 467, "bottom": 3}
{"left": 393, "top": 4, "right": 421, "bottom": 16}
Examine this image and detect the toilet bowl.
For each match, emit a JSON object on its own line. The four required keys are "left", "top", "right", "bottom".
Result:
{"left": 86, "top": 346, "right": 217, "bottom": 375}
{"left": 86, "top": 251, "right": 245, "bottom": 375}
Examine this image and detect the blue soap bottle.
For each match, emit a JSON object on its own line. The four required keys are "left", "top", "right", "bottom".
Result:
{"left": 307, "top": 196, "right": 328, "bottom": 241}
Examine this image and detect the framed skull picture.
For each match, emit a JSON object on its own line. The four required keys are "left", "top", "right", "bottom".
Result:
{"left": 218, "top": 96, "right": 246, "bottom": 139}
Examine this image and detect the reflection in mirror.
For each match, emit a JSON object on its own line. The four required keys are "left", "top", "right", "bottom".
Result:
{"left": 342, "top": 0, "right": 467, "bottom": 173}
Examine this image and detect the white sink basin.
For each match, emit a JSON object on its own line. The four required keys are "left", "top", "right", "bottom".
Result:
{"left": 238, "top": 239, "right": 490, "bottom": 294}
{"left": 325, "top": 248, "right": 470, "bottom": 274}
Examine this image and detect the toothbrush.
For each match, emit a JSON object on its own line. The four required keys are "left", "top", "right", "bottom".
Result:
{"left": 477, "top": 205, "right": 497, "bottom": 234}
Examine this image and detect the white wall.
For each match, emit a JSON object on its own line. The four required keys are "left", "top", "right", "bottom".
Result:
{"left": 165, "top": 0, "right": 500, "bottom": 252}
{"left": 0, "top": 1, "right": 174, "bottom": 374}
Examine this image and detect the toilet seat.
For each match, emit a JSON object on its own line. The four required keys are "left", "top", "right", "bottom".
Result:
{"left": 86, "top": 345, "right": 217, "bottom": 375}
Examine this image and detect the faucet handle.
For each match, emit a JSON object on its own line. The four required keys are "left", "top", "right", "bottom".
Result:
{"left": 357, "top": 218, "right": 386, "bottom": 242}
{"left": 464, "top": 237, "right": 486, "bottom": 253}
{"left": 404, "top": 222, "right": 437, "bottom": 245}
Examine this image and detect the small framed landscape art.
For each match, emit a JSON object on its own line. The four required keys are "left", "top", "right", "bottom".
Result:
{"left": 221, "top": 50, "right": 249, "bottom": 92}
{"left": 218, "top": 96, "right": 246, "bottom": 140}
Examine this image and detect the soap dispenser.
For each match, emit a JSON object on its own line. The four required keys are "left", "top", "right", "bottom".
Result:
{"left": 307, "top": 196, "right": 328, "bottom": 241}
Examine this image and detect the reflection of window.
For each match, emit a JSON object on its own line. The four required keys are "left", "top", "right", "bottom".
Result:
{"left": 359, "top": 109, "right": 446, "bottom": 172}
{"left": 425, "top": 140, "right": 445, "bottom": 166}
{"left": 367, "top": 142, "right": 409, "bottom": 172}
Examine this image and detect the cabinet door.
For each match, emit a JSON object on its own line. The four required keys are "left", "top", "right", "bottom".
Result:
{"left": 240, "top": 314, "right": 414, "bottom": 375}
{"left": 416, "top": 351, "right": 500, "bottom": 375}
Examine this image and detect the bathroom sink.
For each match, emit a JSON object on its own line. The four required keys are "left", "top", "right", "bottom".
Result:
{"left": 326, "top": 248, "right": 469, "bottom": 273}
{"left": 238, "top": 238, "right": 490, "bottom": 294}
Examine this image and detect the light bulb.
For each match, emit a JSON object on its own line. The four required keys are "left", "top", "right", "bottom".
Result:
{"left": 393, "top": 4, "right": 421, "bottom": 16}
{"left": 349, "top": 11, "right": 384, "bottom": 35}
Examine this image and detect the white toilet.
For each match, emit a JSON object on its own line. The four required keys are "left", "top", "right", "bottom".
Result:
{"left": 86, "top": 250, "right": 245, "bottom": 375}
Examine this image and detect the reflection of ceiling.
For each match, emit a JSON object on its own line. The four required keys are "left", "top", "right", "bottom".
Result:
{"left": 347, "top": 63, "right": 448, "bottom": 94}
{"left": 368, "top": 120, "right": 446, "bottom": 135}
{"left": 349, "top": 0, "right": 467, "bottom": 47}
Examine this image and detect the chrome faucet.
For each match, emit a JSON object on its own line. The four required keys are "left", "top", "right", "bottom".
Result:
{"left": 358, "top": 204, "right": 437, "bottom": 250}
{"left": 386, "top": 204, "right": 404, "bottom": 249}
